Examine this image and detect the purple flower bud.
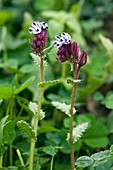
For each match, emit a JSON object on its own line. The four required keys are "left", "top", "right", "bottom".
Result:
{"left": 71, "top": 42, "right": 80, "bottom": 61}
{"left": 56, "top": 44, "right": 71, "bottom": 63}
{"left": 78, "top": 50, "right": 87, "bottom": 67}
{"left": 30, "top": 31, "right": 48, "bottom": 54}
{"left": 29, "top": 20, "right": 48, "bottom": 54}
{"left": 54, "top": 32, "right": 87, "bottom": 70}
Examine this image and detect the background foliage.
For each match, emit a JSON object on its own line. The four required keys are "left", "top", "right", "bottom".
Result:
{"left": 0, "top": 0, "right": 113, "bottom": 169}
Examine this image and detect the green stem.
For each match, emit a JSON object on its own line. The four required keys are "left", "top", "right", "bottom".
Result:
{"left": 0, "top": 156, "right": 3, "bottom": 167}
{"left": 50, "top": 156, "right": 54, "bottom": 170}
{"left": 9, "top": 96, "right": 14, "bottom": 166}
{"left": 69, "top": 63, "right": 78, "bottom": 170}
{"left": 61, "top": 62, "right": 67, "bottom": 78}
{"left": 9, "top": 144, "right": 13, "bottom": 166}
{"left": 94, "top": 167, "right": 96, "bottom": 170}
{"left": 16, "top": 149, "right": 25, "bottom": 166}
{"left": 29, "top": 56, "right": 44, "bottom": 170}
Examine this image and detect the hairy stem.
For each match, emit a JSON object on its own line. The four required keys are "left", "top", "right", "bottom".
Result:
{"left": 69, "top": 63, "right": 78, "bottom": 170}
{"left": 29, "top": 56, "right": 44, "bottom": 170}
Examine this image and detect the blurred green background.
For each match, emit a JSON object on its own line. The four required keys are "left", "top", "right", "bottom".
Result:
{"left": 1, "top": 0, "right": 113, "bottom": 169}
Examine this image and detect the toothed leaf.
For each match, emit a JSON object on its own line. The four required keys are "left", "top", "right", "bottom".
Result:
{"left": 38, "top": 80, "right": 60, "bottom": 89}
{"left": 29, "top": 101, "right": 37, "bottom": 114}
{"left": 67, "top": 122, "right": 89, "bottom": 143}
{"left": 52, "top": 101, "right": 76, "bottom": 116}
{"left": 67, "top": 78, "right": 81, "bottom": 85}
{"left": 75, "top": 156, "right": 93, "bottom": 168}
{"left": 17, "top": 120, "right": 36, "bottom": 140}
{"left": 28, "top": 102, "right": 45, "bottom": 120}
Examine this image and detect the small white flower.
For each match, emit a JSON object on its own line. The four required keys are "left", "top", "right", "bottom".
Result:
{"left": 29, "top": 21, "right": 48, "bottom": 34}
{"left": 61, "top": 32, "right": 71, "bottom": 44}
{"left": 40, "top": 21, "right": 48, "bottom": 30}
{"left": 54, "top": 41, "right": 62, "bottom": 48}
{"left": 29, "top": 26, "right": 41, "bottom": 34}
{"left": 54, "top": 32, "right": 72, "bottom": 48}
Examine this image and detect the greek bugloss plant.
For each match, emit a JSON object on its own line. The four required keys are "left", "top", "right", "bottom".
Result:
{"left": 27, "top": 19, "right": 88, "bottom": 170}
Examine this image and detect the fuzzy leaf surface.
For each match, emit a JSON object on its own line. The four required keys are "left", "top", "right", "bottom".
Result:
{"left": 52, "top": 101, "right": 76, "bottom": 116}
{"left": 17, "top": 120, "right": 36, "bottom": 140}
{"left": 38, "top": 80, "right": 60, "bottom": 89}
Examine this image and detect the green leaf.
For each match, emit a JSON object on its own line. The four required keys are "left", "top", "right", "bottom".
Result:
{"left": 46, "top": 132, "right": 61, "bottom": 145}
{"left": 67, "top": 123, "right": 89, "bottom": 143}
{"left": 105, "top": 94, "right": 113, "bottom": 109}
{"left": 91, "top": 150, "right": 111, "bottom": 161}
{"left": 34, "top": 162, "right": 41, "bottom": 170}
{"left": 43, "top": 146, "right": 57, "bottom": 156}
{"left": 7, "top": 39, "right": 27, "bottom": 50}
{"left": 83, "top": 122, "right": 108, "bottom": 148}
{"left": 38, "top": 126, "right": 60, "bottom": 134}
{"left": 93, "top": 91, "right": 104, "bottom": 101}
{"left": 99, "top": 35, "right": 113, "bottom": 52}
{"left": 0, "top": 168, "right": 8, "bottom": 170}
{"left": 107, "top": 112, "right": 113, "bottom": 134}
{"left": 67, "top": 78, "right": 81, "bottom": 85}
{"left": 66, "top": 18, "right": 82, "bottom": 34}
{"left": 0, "top": 144, "right": 6, "bottom": 156}
{"left": 0, "top": 10, "right": 15, "bottom": 25}
{"left": 43, "top": 44, "right": 54, "bottom": 54}
{"left": 20, "top": 64, "right": 37, "bottom": 74}
{"left": 0, "top": 115, "right": 9, "bottom": 146}
{"left": 110, "top": 145, "right": 113, "bottom": 153}
{"left": 6, "top": 166, "right": 18, "bottom": 170}
{"left": 0, "top": 59, "right": 18, "bottom": 69}
{"left": 38, "top": 80, "right": 60, "bottom": 89}
{"left": 14, "top": 76, "right": 35, "bottom": 94}
{"left": 48, "top": 20, "right": 64, "bottom": 38}
{"left": 0, "top": 86, "right": 13, "bottom": 99}
{"left": 3, "top": 121, "right": 16, "bottom": 144}
{"left": 91, "top": 150, "right": 111, "bottom": 167}
{"left": 34, "top": 0, "right": 54, "bottom": 10}
{"left": 17, "top": 120, "right": 36, "bottom": 140}
{"left": 75, "top": 156, "right": 93, "bottom": 168}
{"left": 52, "top": 101, "right": 76, "bottom": 116}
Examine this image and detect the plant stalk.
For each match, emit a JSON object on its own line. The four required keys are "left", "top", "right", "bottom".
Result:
{"left": 16, "top": 149, "right": 25, "bottom": 166}
{"left": 0, "top": 156, "right": 3, "bottom": 168}
{"left": 50, "top": 155, "right": 54, "bottom": 170}
{"left": 69, "top": 63, "right": 78, "bottom": 170}
{"left": 9, "top": 143, "right": 13, "bottom": 166}
{"left": 29, "top": 56, "right": 44, "bottom": 170}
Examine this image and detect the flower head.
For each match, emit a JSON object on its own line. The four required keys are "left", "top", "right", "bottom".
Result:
{"left": 54, "top": 32, "right": 87, "bottom": 70}
{"left": 28, "top": 21, "right": 48, "bottom": 54}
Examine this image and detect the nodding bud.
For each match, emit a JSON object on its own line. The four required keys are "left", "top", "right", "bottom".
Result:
{"left": 78, "top": 50, "right": 87, "bottom": 67}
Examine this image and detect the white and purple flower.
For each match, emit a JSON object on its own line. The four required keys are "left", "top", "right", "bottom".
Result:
{"left": 28, "top": 21, "right": 48, "bottom": 54}
{"left": 29, "top": 21, "right": 48, "bottom": 35}
{"left": 54, "top": 32, "right": 87, "bottom": 70}
{"left": 54, "top": 32, "right": 72, "bottom": 48}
